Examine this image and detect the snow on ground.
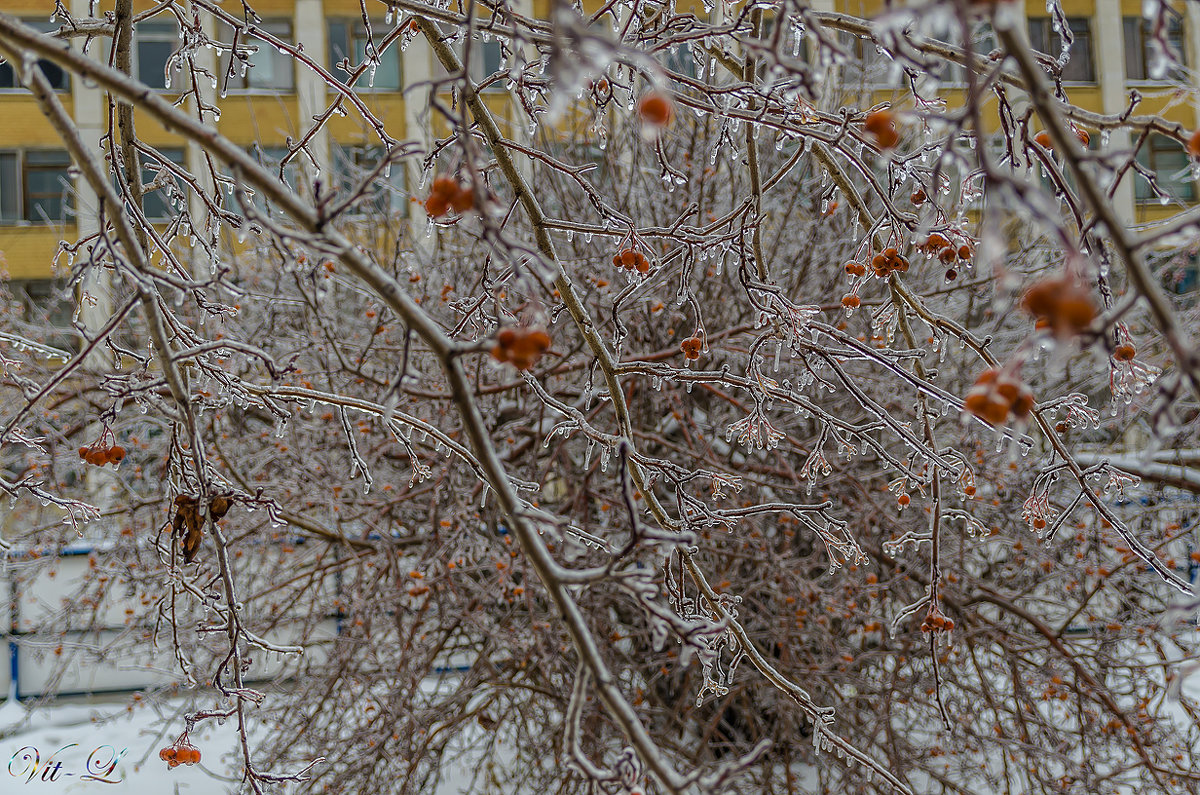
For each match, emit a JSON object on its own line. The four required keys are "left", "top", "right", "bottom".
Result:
{"left": 0, "top": 690, "right": 479, "bottom": 794}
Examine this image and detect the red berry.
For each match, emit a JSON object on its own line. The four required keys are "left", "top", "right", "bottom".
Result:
{"left": 637, "top": 93, "right": 674, "bottom": 126}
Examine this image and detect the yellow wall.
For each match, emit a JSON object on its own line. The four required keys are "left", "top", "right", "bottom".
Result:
{"left": 0, "top": 228, "right": 75, "bottom": 280}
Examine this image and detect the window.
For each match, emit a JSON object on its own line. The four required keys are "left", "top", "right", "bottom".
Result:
{"left": 1135, "top": 134, "right": 1195, "bottom": 204}
{"left": 0, "top": 21, "right": 69, "bottom": 91}
{"left": 0, "top": 150, "right": 73, "bottom": 224}
{"left": 333, "top": 144, "right": 405, "bottom": 217}
{"left": 941, "top": 24, "right": 996, "bottom": 86}
{"left": 135, "top": 21, "right": 179, "bottom": 90}
{"left": 328, "top": 21, "right": 401, "bottom": 91}
{"left": 1028, "top": 17, "right": 1094, "bottom": 83}
{"left": 139, "top": 148, "right": 186, "bottom": 221}
{"left": 466, "top": 39, "right": 505, "bottom": 89}
{"left": 219, "top": 21, "right": 294, "bottom": 92}
{"left": 662, "top": 42, "right": 696, "bottom": 80}
{"left": 235, "top": 145, "right": 300, "bottom": 216}
{"left": 8, "top": 279, "right": 76, "bottom": 351}
{"left": 0, "top": 153, "right": 17, "bottom": 220}
{"left": 1124, "top": 15, "right": 1187, "bottom": 82}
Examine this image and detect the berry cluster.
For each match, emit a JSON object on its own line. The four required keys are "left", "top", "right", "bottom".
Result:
{"left": 159, "top": 739, "right": 201, "bottom": 768}
{"left": 916, "top": 233, "right": 973, "bottom": 280}
{"left": 920, "top": 604, "right": 955, "bottom": 634}
{"left": 680, "top": 335, "right": 703, "bottom": 361}
{"left": 491, "top": 328, "right": 551, "bottom": 371}
{"left": 637, "top": 92, "right": 674, "bottom": 127}
{"left": 864, "top": 109, "right": 898, "bottom": 149}
{"left": 1021, "top": 277, "right": 1097, "bottom": 337}
{"left": 79, "top": 442, "right": 125, "bottom": 467}
{"left": 870, "top": 247, "right": 910, "bottom": 277}
{"left": 611, "top": 248, "right": 650, "bottom": 273}
{"left": 963, "top": 368, "right": 1034, "bottom": 426}
{"left": 424, "top": 176, "right": 474, "bottom": 218}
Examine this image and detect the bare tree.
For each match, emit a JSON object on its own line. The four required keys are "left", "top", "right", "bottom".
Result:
{"left": 1, "top": 1, "right": 1200, "bottom": 793}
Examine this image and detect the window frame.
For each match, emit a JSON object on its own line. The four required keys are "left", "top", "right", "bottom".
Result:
{"left": 332, "top": 143, "right": 406, "bottom": 218}
{"left": 0, "top": 150, "right": 74, "bottom": 225}
{"left": 233, "top": 144, "right": 302, "bottom": 217}
{"left": 218, "top": 20, "right": 296, "bottom": 93}
{"left": 138, "top": 147, "right": 188, "bottom": 222}
{"left": 933, "top": 23, "right": 996, "bottom": 89}
{"left": 1134, "top": 134, "right": 1196, "bottom": 205}
{"left": 1028, "top": 16, "right": 1095, "bottom": 84}
{"left": 0, "top": 20, "right": 70, "bottom": 92}
{"left": 7, "top": 278, "right": 78, "bottom": 352}
{"left": 1123, "top": 15, "right": 1187, "bottom": 83}
{"left": 134, "top": 20, "right": 181, "bottom": 91}
{"left": 327, "top": 20, "right": 402, "bottom": 92}
{"left": 465, "top": 38, "right": 507, "bottom": 92}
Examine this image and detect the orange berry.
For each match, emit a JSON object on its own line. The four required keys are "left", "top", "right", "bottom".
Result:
{"left": 864, "top": 109, "right": 892, "bottom": 133}
{"left": 910, "top": 188, "right": 926, "bottom": 205}
{"left": 1113, "top": 344, "right": 1136, "bottom": 362}
{"left": 1034, "top": 131, "right": 1052, "bottom": 149}
{"left": 1188, "top": 129, "right": 1200, "bottom": 159}
{"left": 431, "top": 176, "right": 458, "bottom": 198}
{"left": 841, "top": 294, "right": 861, "bottom": 308}
{"left": 873, "top": 125, "right": 899, "bottom": 149}
{"left": 449, "top": 186, "right": 474, "bottom": 213}
{"left": 637, "top": 92, "right": 674, "bottom": 126}
{"left": 963, "top": 485, "right": 976, "bottom": 496}
{"left": 108, "top": 445, "right": 126, "bottom": 464}
{"left": 897, "top": 494, "right": 910, "bottom": 506}
{"left": 424, "top": 194, "right": 450, "bottom": 218}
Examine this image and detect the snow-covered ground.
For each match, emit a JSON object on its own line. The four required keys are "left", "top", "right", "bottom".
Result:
{"left": 0, "top": 691, "right": 478, "bottom": 794}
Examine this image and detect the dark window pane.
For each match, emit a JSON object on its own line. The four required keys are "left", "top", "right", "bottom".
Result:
{"left": 24, "top": 151, "right": 72, "bottom": 223}
{"left": 221, "top": 21, "right": 294, "bottom": 91}
{"left": 1029, "top": 18, "right": 1048, "bottom": 51}
{"left": 141, "top": 148, "right": 185, "bottom": 221}
{"left": 10, "top": 279, "right": 77, "bottom": 352}
{"left": 1136, "top": 135, "right": 1196, "bottom": 203}
{"left": 1123, "top": 18, "right": 1143, "bottom": 80}
{"left": 334, "top": 145, "right": 404, "bottom": 216}
{"left": 328, "top": 21, "right": 400, "bottom": 90}
{"left": 328, "top": 22, "right": 350, "bottom": 80}
{"left": 138, "top": 41, "right": 173, "bottom": 88}
{"left": 483, "top": 40, "right": 503, "bottom": 79}
{"left": 664, "top": 42, "right": 695, "bottom": 79}
{"left": 0, "top": 22, "right": 68, "bottom": 90}
{"left": 237, "top": 145, "right": 299, "bottom": 215}
{"left": 1124, "top": 16, "right": 1186, "bottom": 81}
{"left": 137, "top": 23, "right": 178, "bottom": 89}
{"left": 1029, "top": 18, "right": 1093, "bottom": 82}
{"left": 0, "top": 153, "right": 17, "bottom": 221}
{"left": 353, "top": 36, "right": 400, "bottom": 90}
